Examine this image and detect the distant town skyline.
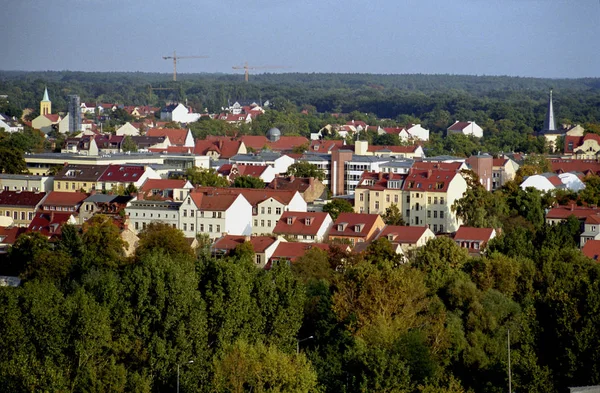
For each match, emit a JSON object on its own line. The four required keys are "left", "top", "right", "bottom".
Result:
{"left": 2, "top": 0, "right": 599, "bottom": 78}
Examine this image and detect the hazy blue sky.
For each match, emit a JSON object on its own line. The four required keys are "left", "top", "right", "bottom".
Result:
{"left": 2, "top": 0, "right": 599, "bottom": 78}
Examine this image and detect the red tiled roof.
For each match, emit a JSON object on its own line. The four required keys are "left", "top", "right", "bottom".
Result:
{"left": 240, "top": 135, "right": 309, "bottom": 152}
{"left": 193, "top": 139, "right": 242, "bottom": 158}
{"left": 0, "top": 191, "right": 46, "bottom": 207}
{"left": 218, "top": 164, "right": 268, "bottom": 179}
{"left": 492, "top": 158, "right": 509, "bottom": 167}
{"left": 550, "top": 159, "right": 600, "bottom": 175}
{"left": 44, "top": 114, "right": 60, "bottom": 122}
{"left": 212, "top": 235, "right": 278, "bottom": 253}
{"left": 41, "top": 192, "right": 88, "bottom": 207}
{"left": 98, "top": 165, "right": 146, "bottom": 183}
{"left": 266, "top": 177, "right": 318, "bottom": 193}
{"left": 194, "top": 187, "right": 297, "bottom": 206}
{"left": 188, "top": 191, "right": 241, "bottom": 211}
{"left": 329, "top": 213, "right": 382, "bottom": 239}
{"left": 147, "top": 128, "right": 188, "bottom": 145}
{"left": 0, "top": 226, "right": 26, "bottom": 245}
{"left": 454, "top": 226, "right": 495, "bottom": 242}
{"left": 448, "top": 121, "right": 471, "bottom": 131}
{"left": 402, "top": 168, "right": 458, "bottom": 193}
{"left": 375, "top": 225, "right": 429, "bottom": 244}
{"left": 412, "top": 162, "right": 463, "bottom": 172}
{"left": 585, "top": 214, "right": 600, "bottom": 225}
{"left": 367, "top": 145, "right": 419, "bottom": 153}
{"left": 546, "top": 175, "right": 563, "bottom": 187}
{"left": 27, "top": 212, "right": 73, "bottom": 237}
{"left": 273, "top": 212, "right": 330, "bottom": 236}
{"left": 546, "top": 205, "right": 600, "bottom": 220}
{"left": 139, "top": 179, "right": 190, "bottom": 192}
{"left": 582, "top": 239, "right": 600, "bottom": 260}
{"left": 269, "top": 242, "right": 329, "bottom": 264}
{"left": 356, "top": 172, "right": 406, "bottom": 191}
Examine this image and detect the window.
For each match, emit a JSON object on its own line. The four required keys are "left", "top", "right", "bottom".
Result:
{"left": 428, "top": 196, "right": 431, "bottom": 204}
{"left": 209, "top": 224, "right": 213, "bottom": 232}
{"left": 276, "top": 207, "right": 282, "bottom": 215}
{"left": 183, "top": 223, "right": 187, "bottom": 231}
{"left": 21, "top": 212, "right": 25, "bottom": 220}
{"left": 406, "top": 209, "right": 410, "bottom": 217}
{"left": 135, "top": 222, "right": 139, "bottom": 230}
{"left": 267, "top": 207, "right": 272, "bottom": 214}
{"left": 28, "top": 212, "right": 33, "bottom": 220}
{"left": 218, "top": 212, "right": 222, "bottom": 218}
{"left": 433, "top": 224, "right": 438, "bottom": 232}
{"left": 440, "top": 211, "right": 444, "bottom": 219}
{"left": 183, "top": 209, "right": 187, "bottom": 217}
{"left": 13, "top": 212, "right": 17, "bottom": 219}
{"left": 360, "top": 207, "right": 364, "bottom": 213}
{"left": 434, "top": 211, "right": 438, "bottom": 218}
{"left": 386, "top": 194, "right": 390, "bottom": 202}
{"left": 406, "top": 195, "right": 410, "bottom": 203}
{"left": 72, "top": 183, "right": 76, "bottom": 190}
{"left": 394, "top": 195, "right": 398, "bottom": 203}
{"left": 212, "top": 212, "right": 217, "bottom": 218}
{"left": 261, "top": 207, "right": 265, "bottom": 214}
{"left": 254, "top": 219, "right": 258, "bottom": 227}
{"left": 200, "top": 224, "right": 204, "bottom": 232}
{"left": 187, "top": 198, "right": 191, "bottom": 205}
{"left": 57, "top": 182, "right": 60, "bottom": 190}
{"left": 440, "top": 225, "right": 444, "bottom": 232}
{"left": 375, "top": 201, "right": 379, "bottom": 210}
{"left": 256, "top": 255, "right": 262, "bottom": 265}
{"left": 190, "top": 210, "right": 194, "bottom": 217}
{"left": 440, "top": 197, "right": 445, "bottom": 205}
{"left": 434, "top": 197, "right": 438, "bottom": 204}
{"left": 360, "top": 193, "right": 364, "bottom": 202}
{"left": 267, "top": 220, "right": 271, "bottom": 227}
{"left": 261, "top": 220, "right": 265, "bottom": 227}
{"left": 427, "top": 211, "right": 431, "bottom": 218}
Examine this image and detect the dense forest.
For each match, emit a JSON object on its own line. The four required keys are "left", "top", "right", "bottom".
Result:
{"left": 2, "top": 172, "right": 600, "bottom": 392}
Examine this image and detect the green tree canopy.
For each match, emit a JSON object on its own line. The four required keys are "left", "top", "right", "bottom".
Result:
{"left": 322, "top": 199, "right": 354, "bottom": 220}
{"left": 286, "top": 161, "right": 326, "bottom": 181}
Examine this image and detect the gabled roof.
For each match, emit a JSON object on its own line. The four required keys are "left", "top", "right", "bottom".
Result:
{"left": 309, "top": 140, "right": 345, "bottom": 153}
{"left": 375, "top": 225, "right": 430, "bottom": 244}
{"left": 585, "top": 214, "right": 600, "bottom": 225}
{"left": 266, "top": 176, "right": 319, "bottom": 193}
{"left": 273, "top": 211, "right": 330, "bottom": 236}
{"left": 212, "top": 235, "right": 279, "bottom": 253}
{"left": 454, "top": 226, "right": 495, "bottom": 242}
{"left": 269, "top": 242, "right": 329, "bottom": 263}
{"left": 194, "top": 187, "right": 298, "bottom": 206}
{"left": 147, "top": 128, "right": 188, "bottom": 145}
{"left": 140, "top": 179, "right": 191, "bottom": 192}
{"left": 402, "top": 168, "right": 458, "bottom": 193}
{"left": 551, "top": 159, "right": 600, "bottom": 175}
{"left": 356, "top": 172, "right": 406, "bottom": 191}
{"left": 188, "top": 190, "right": 242, "bottom": 211}
{"left": 329, "top": 213, "right": 382, "bottom": 238}
{"left": 240, "top": 135, "right": 309, "bottom": 152}
{"left": 27, "top": 212, "right": 73, "bottom": 237}
{"left": 0, "top": 191, "right": 46, "bottom": 208}
{"left": 448, "top": 121, "right": 472, "bottom": 131}
{"left": 546, "top": 205, "right": 600, "bottom": 220}
{"left": 412, "top": 161, "right": 463, "bottom": 172}
{"left": 492, "top": 158, "right": 509, "bottom": 167}
{"left": 0, "top": 226, "right": 26, "bottom": 245}
{"left": 41, "top": 191, "right": 88, "bottom": 207}
{"left": 582, "top": 240, "right": 600, "bottom": 260}
{"left": 194, "top": 139, "right": 243, "bottom": 158}
{"left": 44, "top": 114, "right": 60, "bottom": 123}
{"left": 98, "top": 165, "right": 146, "bottom": 183}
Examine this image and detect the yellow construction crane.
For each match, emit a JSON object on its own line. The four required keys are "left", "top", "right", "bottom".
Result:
{"left": 232, "top": 62, "right": 289, "bottom": 82}
{"left": 162, "top": 51, "right": 208, "bottom": 81}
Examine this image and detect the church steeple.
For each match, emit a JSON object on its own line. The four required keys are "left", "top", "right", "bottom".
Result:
{"left": 543, "top": 89, "right": 556, "bottom": 132}
{"left": 40, "top": 87, "right": 51, "bottom": 116}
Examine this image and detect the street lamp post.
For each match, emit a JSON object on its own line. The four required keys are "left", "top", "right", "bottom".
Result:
{"left": 177, "top": 360, "right": 194, "bottom": 393}
{"left": 297, "top": 336, "right": 314, "bottom": 354}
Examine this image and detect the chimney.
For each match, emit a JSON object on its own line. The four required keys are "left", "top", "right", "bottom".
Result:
{"left": 378, "top": 172, "right": 383, "bottom": 180}
{"left": 308, "top": 177, "right": 314, "bottom": 186}
{"left": 244, "top": 235, "right": 251, "bottom": 242}
{"left": 290, "top": 175, "right": 295, "bottom": 182}
{"left": 427, "top": 169, "right": 432, "bottom": 178}
{"left": 570, "top": 203, "right": 575, "bottom": 211}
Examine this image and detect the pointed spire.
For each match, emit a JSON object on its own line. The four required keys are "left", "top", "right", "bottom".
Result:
{"left": 544, "top": 88, "right": 555, "bottom": 131}
{"left": 42, "top": 87, "right": 50, "bottom": 102}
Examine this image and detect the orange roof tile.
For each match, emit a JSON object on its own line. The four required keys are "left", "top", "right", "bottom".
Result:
{"left": 375, "top": 225, "right": 429, "bottom": 244}
{"left": 212, "top": 235, "right": 278, "bottom": 253}
{"left": 273, "top": 212, "right": 330, "bottom": 236}
{"left": 454, "top": 226, "right": 495, "bottom": 242}
{"left": 582, "top": 239, "right": 600, "bottom": 260}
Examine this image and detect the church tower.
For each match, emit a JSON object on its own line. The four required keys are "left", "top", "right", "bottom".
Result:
{"left": 543, "top": 88, "right": 556, "bottom": 132}
{"left": 40, "top": 87, "right": 51, "bottom": 116}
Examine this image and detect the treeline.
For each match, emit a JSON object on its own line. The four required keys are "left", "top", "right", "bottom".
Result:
{"left": 2, "top": 182, "right": 600, "bottom": 391}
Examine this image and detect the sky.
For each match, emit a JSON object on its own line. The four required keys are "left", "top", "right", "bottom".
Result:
{"left": 2, "top": 0, "right": 599, "bottom": 78}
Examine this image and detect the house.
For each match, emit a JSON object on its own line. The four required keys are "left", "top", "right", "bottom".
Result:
{"left": 582, "top": 240, "right": 600, "bottom": 261}
{"left": 38, "top": 191, "right": 88, "bottom": 216}
{"left": 79, "top": 194, "right": 133, "bottom": 224}
{"left": 0, "top": 191, "right": 47, "bottom": 227}
{"left": 0, "top": 174, "right": 53, "bottom": 193}
{"left": 132, "top": 135, "right": 171, "bottom": 151}
{"left": 179, "top": 190, "right": 253, "bottom": 240}
{"left": 492, "top": 157, "right": 519, "bottom": 190}
{"left": 546, "top": 205, "right": 600, "bottom": 226}
{"left": 447, "top": 121, "right": 483, "bottom": 138}
{"left": 146, "top": 128, "right": 194, "bottom": 147}
{"left": 97, "top": 165, "right": 160, "bottom": 192}
{"left": 217, "top": 113, "right": 253, "bottom": 124}
{"left": 80, "top": 102, "right": 97, "bottom": 115}
{"left": 454, "top": 226, "right": 496, "bottom": 255}
{"left": 94, "top": 134, "right": 124, "bottom": 154}
{"left": 32, "top": 114, "right": 61, "bottom": 134}
{"left": 354, "top": 167, "right": 467, "bottom": 234}
{"left": 28, "top": 212, "right": 77, "bottom": 238}
{"left": 520, "top": 172, "right": 585, "bottom": 193}
{"left": 194, "top": 138, "right": 247, "bottom": 159}
{"left": 273, "top": 211, "right": 333, "bottom": 242}
{"left": 268, "top": 242, "right": 330, "bottom": 266}
{"left": 230, "top": 152, "right": 295, "bottom": 175}
{"left": 125, "top": 200, "right": 181, "bottom": 234}
{"left": 378, "top": 124, "right": 430, "bottom": 141}
{"left": 372, "top": 225, "right": 436, "bottom": 253}
{"left": 217, "top": 164, "right": 276, "bottom": 184}
{"left": 328, "top": 213, "right": 386, "bottom": 246}
{"left": 138, "top": 179, "right": 193, "bottom": 201}
{"left": 116, "top": 122, "right": 141, "bottom": 136}
{"left": 239, "top": 133, "right": 309, "bottom": 153}
{"left": 211, "top": 235, "right": 283, "bottom": 268}
{"left": 580, "top": 214, "right": 600, "bottom": 248}
{"left": 54, "top": 165, "right": 108, "bottom": 192}
{"left": 309, "top": 140, "right": 346, "bottom": 154}
{"left": 160, "top": 103, "right": 201, "bottom": 123}
{"left": 564, "top": 133, "right": 600, "bottom": 159}
{"left": 0, "top": 226, "right": 26, "bottom": 254}
{"left": 62, "top": 136, "right": 99, "bottom": 156}
{"left": 194, "top": 187, "right": 307, "bottom": 235}
{"left": 266, "top": 176, "right": 327, "bottom": 203}
{"left": 0, "top": 114, "right": 24, "bottom": 133}
{"left": 550, "top": 159, "right": 600, "bottom": 176}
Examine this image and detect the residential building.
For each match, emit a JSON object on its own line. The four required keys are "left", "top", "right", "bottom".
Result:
{"left": 266, "top": 176, "right": 327, "bottom": 203}
{"left": 273, "top": 211, "right": 333, "bottom": 242}
{"left": 545, "top": 205, "right": 600, "bottom": 227}
{"left": 580, "top": 214, "right": 600, "bottom": 248}
{"left": 79, "top": 194, "right": 133, "bottom": 224}
{"left": 179, "top": 190, "right": 252, "bottom": 240}
{"left": 378, "top": 124, "right": 430, "bottom": 142}
{"left": 467, "top": 154, "right": 493, "bottom": 191}
{"left": 211, "top": 235, "right": 283, "bottom": 268}
{"left": 39, "top": 191, "right": 88, "bottom": 216}
{"left": 28, "top": 212, "right": 76, "bottom": 238}
{"left": 492, "top": 158, "right": 519, "bottom": 190}
{"left": 138, "top": 179, "right": 193, "bottom": 201}
{"left": 194, "top": 138, "right": 247, "bottom": 159}
{"left": 354, "top": 140, "right": 425, "bottom": 159}
{"left": 146, "top": 128, "right": 194, "bottom": 147}
{"left": 0, "top": 191, "right": 47, "bottom": 227}
{"left": 0, "top": 227, "right": 26, "bottom": 254}
{"left": 550, "top": 159, "right": 600, "bottom": 177}
{"left": 0, "top": 174, "right": 53, "bottom": 192}
{"left": 564, "top": 133, "right": 600, "bottom": 159}
{"left": 454, "top": 226, "right": 496, "bottom": 255}
{"left": 371, "top": 225, "right": 436, "bottom": 253}
{"left": 520, "top": 172, "right": 585, "bottom": 192}
{"left": 97, "top": 165, "right": 160, "bottom": 192}
{"left": 229, "top": 152, "right": 295, "bottom": 174}
{"left": 160, "top": 103, "right": 201, "bottom": 123}
{"left": 268, "top": 242, "right": 330, "bottom": 267}
{"left": 217, "top": 164, "right": 276, "bottom": 183}
{"left": 0, "top": 114, "right": 24, "bottom": 133}
{"left": 125, "top": 200, "right": 181, "bottom": 234}
{"left": 582, "top": 240, "right": 600, "bottom": 261}
{"left": 116, "top": 122, "right": 141, "bottom": 136}
{"left": 328, "top": 213, "right": 385, "bottom": 246}
{"left": 447, "top": 121, "right": 483, "bottom": 138}
{"left": 239, "top": 131, "right": 309, "bottom": 153}
{"left": 54, "top": 165, "right": 108, "bottom": 192}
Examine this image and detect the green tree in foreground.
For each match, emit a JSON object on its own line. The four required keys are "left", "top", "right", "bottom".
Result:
{"left": 121, "top": 135, "right": 138, "bottom": 152}
{"left": 185, "top": 167, "right": 229, "bottom": 187}
{"left": 323, "top": 199, "right": 354, "bottom": 220}
{"left": 286, "top": 161, "right": 326, "bottom": 181}
{"left": 382, "top": 203, "right": 405, "bottom": 225}
{"left": 233, "top": 175, "right": 265, "bottom": 189}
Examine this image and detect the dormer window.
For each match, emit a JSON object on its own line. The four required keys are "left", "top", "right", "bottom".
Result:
{"left": 287, "top": 217, "right": 293, "bottom": 225}
{"left": 305, "top": 217, "right": 312, "bottom": 225}
{"left": 354, "top": 224, "right": 364, "bottom": 233}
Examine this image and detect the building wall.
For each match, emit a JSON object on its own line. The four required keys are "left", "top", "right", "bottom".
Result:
{"left": 1, "top": 206, "right": 38, "bottom": 227}
{"left": 0, "top": 176, "right": 53, "bottom": 192}
{"left": 253, "top": 199, "right": 288, "bottom": 235}
{"left": 126, "top": 204, "right": 180, "bottom": 234}
{"left": 55, "top": 179, "right": 96, "bottom": 193}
